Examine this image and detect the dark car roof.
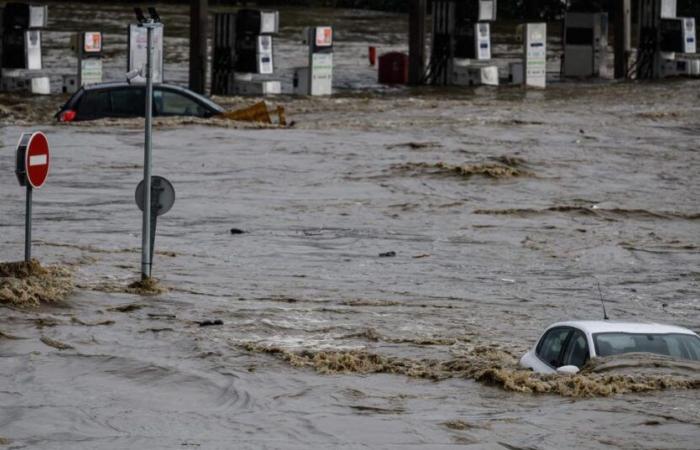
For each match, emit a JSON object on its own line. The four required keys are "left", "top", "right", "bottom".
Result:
{"left": 73, "top": 81, "right": 224, "bottom": 113}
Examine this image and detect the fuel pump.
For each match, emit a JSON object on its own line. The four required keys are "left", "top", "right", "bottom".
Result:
{"left": 658, "top": 16, "right": 698, "bottom": 77}
{"left": 0, "top": 2, "right": 49, "bottom": 94}
{"left": 429, "top": 0, "right": 498, "bottom": 86}
{"left": 64, "top": 31, "right": 103, "bottom": 93}
{"left": 524, "top": 23, "right": 548, "bottom": 88}
{"left": 294, "top": 26, "right": 334, "bottom": 96}
{"left": 634, "top": 0, "right": 698, "bottom": 79}
{"left": 563, "top": 12, "right": 609, "bottom": 78}
{"left": 232, "top": 9, "right": 282, "bottom": 95}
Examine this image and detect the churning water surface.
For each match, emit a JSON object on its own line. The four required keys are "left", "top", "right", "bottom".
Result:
{"left": 1, "top": 2, "right": 700, "bottom": 449}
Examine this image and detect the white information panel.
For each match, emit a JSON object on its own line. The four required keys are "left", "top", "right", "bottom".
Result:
{"left": 128, "top": 24, "right": 164, "bottom": 83}
{"left": 476, "top": 23, "right": 491, "bottom": 60}
{"left": 25, "top": 30, "right": 42, "bottom": 70}
{"left": 524, "top": 23, "right": 547, "bottom": 88}
{"left": 661, "top": 0, "right": 677, "bottom": 19}
{"left": 80, "top": 58, "right": 103, "bottom": 86}
{"left": 310, "top": 52, "right": 333, "bottom": 96}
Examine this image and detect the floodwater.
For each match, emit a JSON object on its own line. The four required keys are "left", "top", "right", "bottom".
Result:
{"left": 1, "top": 2, "right": 700, "bottom": 450}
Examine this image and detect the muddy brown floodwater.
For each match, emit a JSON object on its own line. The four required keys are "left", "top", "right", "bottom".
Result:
{"left": 1, "top": 3, "right": 700, "bottom": 450}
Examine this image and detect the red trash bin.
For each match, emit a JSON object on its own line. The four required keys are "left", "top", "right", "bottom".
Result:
{"left": 378, "top": 52, "right": 409, "bottom": 85}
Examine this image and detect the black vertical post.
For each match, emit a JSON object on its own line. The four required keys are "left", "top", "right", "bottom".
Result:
{"left": 637, "top": 0, "right": 661, "bottom": 79}
{"left": 189, "top": 0, "right": 208, "bottom": 94}
{"left": 525, "top": 0, "right": 541, "bottom": 21}
{"left": 614, "top": 0, "right": 632, "bottom": 79}
{"left": 25, "top": 185, "right": 32, "bottom": 263}
{"left": 408, "top": 0, "right": 426, "bottom": 85}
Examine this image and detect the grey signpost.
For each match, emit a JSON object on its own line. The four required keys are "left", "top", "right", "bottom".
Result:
{"left": 134, "top": 7, "right": 162, "bottom": 280}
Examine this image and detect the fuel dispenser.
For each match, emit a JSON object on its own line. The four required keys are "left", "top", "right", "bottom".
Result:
{"left": 658, "top": 17, "right": 698, "bottom": 77}
{"left": 294, "top": 26, "right": 334, "bottom": 96}
{"left": 64, "top": 31, "right": 103, "bottom": 93}
{"left": 660, "top": 17, "right": 696, "bottom": 54}
{"left": 234, "top": 9, "right": 278, "bottom": 75}
{"left": 523, "top": 23, "right": 547, "bottom": 88}
{"left": 210, "top": 9, "right": 280, "bottom": 96}
{"left": 429, "top": 0, "right": 498, "bottom": 86}
{"left": 563, "top": 12, "right": 609, "bottom": 78}
{"left": 0, "top": 2, "right": 49, "bottom": 94}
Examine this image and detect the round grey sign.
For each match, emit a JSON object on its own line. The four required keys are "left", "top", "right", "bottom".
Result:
{"left": 135, "top": 175, "right": 175, "bottom": 216}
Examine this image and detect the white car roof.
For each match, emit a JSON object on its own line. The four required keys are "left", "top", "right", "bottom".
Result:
{"left": 547, "top": 320, "right": 698, "bottom": 337}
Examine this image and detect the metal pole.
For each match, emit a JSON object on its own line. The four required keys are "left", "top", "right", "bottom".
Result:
{"left": 142, "top": 25, "right": 154, "bottom": 280}
{"left": 25, "top": 185, "right": 32, "bottom": 263}
{"left": 408, "top": 0, "right": 426, "bottom": 85}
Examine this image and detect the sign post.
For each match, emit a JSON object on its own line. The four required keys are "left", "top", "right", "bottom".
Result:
{"left": 15, "top": 131, "right": 50, "bottom": 262}
{"left": 134, "top": 7, "right": 162, "bottom": 280}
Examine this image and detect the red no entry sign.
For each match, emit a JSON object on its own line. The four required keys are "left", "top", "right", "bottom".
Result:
{"left": 25, "top": 132, "right": 50, "bottom": 189}
{"left": 15, "top": 131, "right": 50, "bottom": 263}
{"left": 16, "top": 131, "right": 50, "bottom": 189}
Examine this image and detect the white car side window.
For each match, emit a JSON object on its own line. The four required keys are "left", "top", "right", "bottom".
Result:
{"left": 537, "top": 328, "right": 572, "bottom": 368}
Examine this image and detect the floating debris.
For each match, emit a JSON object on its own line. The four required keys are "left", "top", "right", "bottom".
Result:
{"left": 218, "top": 101, "right": 286, "bottom": 126}
{"left": 93, "top": 279, "right": 168, "bottom": 297}
{"left": 385, "top": 142, "right": 441, "bottom": 150}
{"left": 40, "top": 336, "right": 74, "bottom": 350}
{"left": 110, "top": 304, "right": 144, "bottom": 313}
{"left": 0, "top": 330, "right": 22, "bottom": 340}
{"left": 393, "top": 161, "right": 526, "bottom": 179}
{"left": 0, "top": 260, "right": 73, "bottom": 308}
{"left": 139, "top": 327, "right": 175, "bottom": 334}
{"left": 70, "top": 317, "right": 115, "bottom": 326}
{"left": 127, "top": 278, "right": 168, "bottom": 296}
{"left": 442, "top": 420, "right": 491, "bottom": 431}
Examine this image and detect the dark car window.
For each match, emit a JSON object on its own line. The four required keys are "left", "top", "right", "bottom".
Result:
{"left": 76, "top": 89, "right": 111, "bottom": 120}
{"left": 154, "top": 89, "right": 208, "bottom": 117}
{"left": 111, "top": 88, "right": 145, "bottom": 117}
{"left": 563, "top": 330, "right": 589, "bottom": 368}
{"left": 536, "top": 327, "right": 572, "bottom": 368}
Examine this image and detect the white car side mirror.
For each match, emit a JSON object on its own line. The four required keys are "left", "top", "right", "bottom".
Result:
{"left": 556, "top": 365, "right": 580, "bottom": 375}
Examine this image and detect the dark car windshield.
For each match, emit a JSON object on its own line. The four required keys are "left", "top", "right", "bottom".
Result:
{"left": 181, "top": 88, "right": 224, "bottom": 113}
{"left": 594, "top": 332, "right": 700, "bottom": 361}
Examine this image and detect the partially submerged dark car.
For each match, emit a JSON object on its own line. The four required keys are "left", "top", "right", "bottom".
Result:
{"left": 56, "top": 81, "right": 225, "bottom": 122}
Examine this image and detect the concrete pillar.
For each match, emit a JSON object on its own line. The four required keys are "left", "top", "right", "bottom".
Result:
{"left": 614, "top": 0, "right": 632, "bottom": 78}
{"left": 408, "top": 0, "right": 427, "bottom": 85}
{"left": 189, "top": 0, "right": 208, "bottom": 94}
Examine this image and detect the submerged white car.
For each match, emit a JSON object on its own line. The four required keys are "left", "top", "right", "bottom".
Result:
{"left": 520, "top": 321, "right": 700, "bottom": 374}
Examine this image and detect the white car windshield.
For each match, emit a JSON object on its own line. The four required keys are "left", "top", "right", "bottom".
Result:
{"left": 593, "top": 333, "right": 700, "bottom": 361}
